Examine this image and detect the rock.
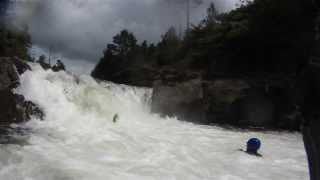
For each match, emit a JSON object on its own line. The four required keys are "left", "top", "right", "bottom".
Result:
{"left": 237, "top": 88, "right": 275, "bottom": 127}
{"left": 204, "top": 79, "right": 250, "bottom": 125}
{"left": 15, "top": 94, "right": 44, "bottom": 121}
{"left": 52, "top": 60, "right": 66, "bottom": 72}
{"left": 204, "top": 78, "right": 301, "bottom": 129}
{"left": 0, "top": 89, "right": 23, "bottom": 128}
{"left": 276, "top": 105, "right": 302, "bottom": 130}
{"left": 38, "top": 60, "right": 51, "bottom": 70}
{"left": 12, "top": 57, "right": 31, "bottom": 75}
{"left": 0, "top": 57, "right": 44, "bottom": 130}
{"left": 0, "top": 57, "right": 20, "bottom": 90}
{"left": 151, "top": 78, "right": 207, "bottom": 124}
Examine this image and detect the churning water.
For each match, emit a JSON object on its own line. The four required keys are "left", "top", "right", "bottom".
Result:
{"left": 0, "top": 64, "right": 308, "bottom": 180}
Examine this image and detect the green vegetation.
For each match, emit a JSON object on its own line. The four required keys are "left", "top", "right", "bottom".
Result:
{"left": 0, "top": 0, "right": 31, "bottom": 60}
{"left": 0, "top": 23, "right": 31, "bottom": 60}
{"left": 92, "top": 0, "right": 317, "bottom": 82}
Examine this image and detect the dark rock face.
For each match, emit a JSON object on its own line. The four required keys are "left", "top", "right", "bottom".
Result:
{"left": 151, "top": 76, "right": 301, "bottom": 130}
{"left": 15, "top": 94, "right": 44, "bottom": 121}
{"left": 151, "top": 79, "right": 207, "bottom": 124}
{"left": 108, "top": 66, "right": 158, "bottom": 87}
{"left": 0, "top": 57, "right": 20, "bottom": 90}
{"left": 0, "top": 89, "right": 23, "bottom": 127}
{"left": 238, "top": 89, "right": 275, "bottom": 127}
{"left": 12, "top": 57, "right": 31, "bottom": 75}
{"left": 39, "top": 61, "right": 51, "bottom": 70}
{"left": 52, "top": 60, "right": 66, "bottom": 72}
{"left": 204, "top": 79, "right": 249, "bottom": 126}
{"left": 0, "top": 57, "right": 43, "bottom": 131}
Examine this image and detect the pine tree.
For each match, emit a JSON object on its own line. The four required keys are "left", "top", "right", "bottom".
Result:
{"left": 205, "top": 2, "right": 218, "bottom": 26}
{"left": 112, "top": 30, "right": 137, "bottom": 56}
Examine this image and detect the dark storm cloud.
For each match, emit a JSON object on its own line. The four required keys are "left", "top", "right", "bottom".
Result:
{"left": 12, "top": 0, "right": 238, "bottom": 62}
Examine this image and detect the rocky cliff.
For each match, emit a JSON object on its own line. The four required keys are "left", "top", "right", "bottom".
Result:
{"left": 0, "top": 57, "right": 43, "bottom": 133}
{"left": 151, "top": 74, "right": 301, "bottom": 131}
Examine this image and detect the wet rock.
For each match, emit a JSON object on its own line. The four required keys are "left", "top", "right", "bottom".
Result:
{"left": 52, "top": 60, "right": 66, "bottom": 72}
{"left": 0, "top": 57, "right": 20, "bottom": 90}
{"left": 0, "top": 89, "right": 23, "bottom": 128}
{"left": 16, "top": 94, "right": 44, "bottom": 121}
{"left": 204, "top": 78, "right": 300, "bottom": 130}
{"left": 204, "top": 79, "right": 250, "bottom": 125}
{"left": 152, "top": 76, "right": 301, "bottom": 130}
{"left": 0, "top": 57, "right": 44, "bottom": 132}
{"left": 11, "top": 57, "right": 31, "bottom": 75}
{"left": 237, "top": 89, "right": 275, "bottom": 127}
{"left": 151, "top": 78, "right": 207, "bottom": 124}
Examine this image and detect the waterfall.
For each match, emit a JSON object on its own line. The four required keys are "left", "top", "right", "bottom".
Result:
{"left": 0, "top": 63, "right": 308, "bottom": 180}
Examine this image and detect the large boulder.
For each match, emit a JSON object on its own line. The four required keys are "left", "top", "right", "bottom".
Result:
{"left": 151, "top": 78, "right": 207, "bottom": 124}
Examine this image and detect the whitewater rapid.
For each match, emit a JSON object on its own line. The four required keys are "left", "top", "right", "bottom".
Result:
{"left": 0, "top": 64, "right": 308, "bottom": 180}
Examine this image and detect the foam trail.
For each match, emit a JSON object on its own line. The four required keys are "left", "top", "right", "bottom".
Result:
{"left": 0, "top": 63, "right": 309, "bottom": 180}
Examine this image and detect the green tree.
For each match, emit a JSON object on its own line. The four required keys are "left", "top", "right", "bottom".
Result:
{"left": 112, "top": 29, "right": 137, "bottom": 56}
{"left": 204, "top": 2, "right": 218, "bottom": 26}
{"left": 157, "top": 27, "right": 181, "bottom": 66}
{"left": 0, "top": 24, "right": 31, "bottom": 60}
{"left": 92, "top": 30, "right": 139, "bottom": 80}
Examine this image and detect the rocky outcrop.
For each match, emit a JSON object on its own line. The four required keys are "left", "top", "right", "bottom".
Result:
{"left": 0, "top": 91, "right": 43, "bottom": 127}
{"left": 52, "top": 60, "right": 66, "bottom": 72}
{"left": 12, "top": 57, "right": 31, "bottom": 75}
{"left": 0, "top": 57, "right": 20, "bottom": 90}
{"left": 151, "top": 76, "right": 301, "bottom": 130}
{"left": 0, "top": 57, "right": 43, "bottom": 130}
{"left": 204, "top": 79, "right": 250, "bottom": 126}
{"left": 237, "top": 89, "right": 275, "bottom": 127}
{"left": 151, "top": 78, "right": 207, "bottom": 124}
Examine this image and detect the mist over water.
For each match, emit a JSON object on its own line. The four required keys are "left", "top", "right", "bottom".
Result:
{"left": 0, "top": 64, "right": 309, "bottom": 180}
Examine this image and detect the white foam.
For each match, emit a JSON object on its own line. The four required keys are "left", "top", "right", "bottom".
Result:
{"left": 0, "top": 63, "right": 309, "bottom": 180}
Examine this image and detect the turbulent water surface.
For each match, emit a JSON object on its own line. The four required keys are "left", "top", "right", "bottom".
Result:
{"left": 0, "top": 64, "right": 308, "bottom": 180}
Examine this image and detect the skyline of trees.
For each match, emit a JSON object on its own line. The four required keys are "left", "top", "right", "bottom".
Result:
{"left": 92, "top": 0, "right": 317, "bottom": 83}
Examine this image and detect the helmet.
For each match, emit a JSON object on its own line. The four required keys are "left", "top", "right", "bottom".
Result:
{"left": 246, "top": 138, "right": 261, "bottom": 153}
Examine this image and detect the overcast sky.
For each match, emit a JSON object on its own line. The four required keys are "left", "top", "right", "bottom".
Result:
{"left": 12, "top": 0, "right": 238, "bottom": 74}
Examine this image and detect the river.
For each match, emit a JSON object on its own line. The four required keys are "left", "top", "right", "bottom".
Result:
{"left": 0, "top": 63, "right": 308, "bottom": 180}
